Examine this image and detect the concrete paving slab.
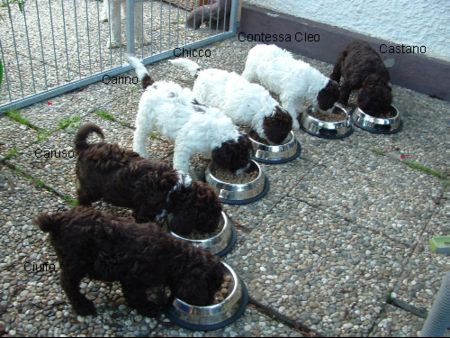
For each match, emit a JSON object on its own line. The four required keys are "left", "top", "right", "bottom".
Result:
{"left": 225, "top": 197, "right": 411, "bottom": 336}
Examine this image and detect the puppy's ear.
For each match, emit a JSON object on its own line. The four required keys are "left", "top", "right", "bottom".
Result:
{"left": 169, "top": 207, "right": 197, "bottom": 236}
{"left": 263, "top": 107, "right": 293, "bottom": 144}
{"left": 317, "top": 80, "right": 340, "bottom": 110}
{"left": 175, "top": 262, "right": 224, "bottom": 306}
{"left": 211, "top": 135, "right": 251, "bottom": 173}
{"left": 169, "top": 182, "right": 222, "bottom": 235}
{"left": 192, "top": 182, "right": 222, "bottom": 233}
{"left": 357, "top": 85, "right": 392, "bottom": 117}
{"left": 175, "top": 271, "right": 211, "bottom": 306}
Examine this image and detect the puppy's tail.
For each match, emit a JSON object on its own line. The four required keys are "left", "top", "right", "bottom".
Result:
{"left": 34, "top": 213, "right": 61, "bottom": 233}
{"left": 74, "top": 123, "right": 105, "bottom": 154}
{"left": 169, "top": 58, "right": 201, "bottom": 77}
{"left": 127, "top": 55, "right": 154, "bottom": 89}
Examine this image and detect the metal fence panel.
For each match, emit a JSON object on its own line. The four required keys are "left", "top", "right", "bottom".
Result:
{"left": 0, "top": 0, "right": 239, "bottom": 114}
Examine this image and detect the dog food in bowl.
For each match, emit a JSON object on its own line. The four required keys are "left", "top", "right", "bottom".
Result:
{"left": 169, "top": 212, "right": 236, "bottom": 257}
{"left": 183, "top": 222, "right": 223, "bottom": 240}
{"left": 309, "top": 108, "right": 347, "bottom": 121}
{"left": 167, "top": 262, "right": 248, "bottom": 330}
{"left": 213, "top": 273, "right": 233, "bottom": 304}
{"left": 212, "top": 167, "right": 259, "bottom": 184}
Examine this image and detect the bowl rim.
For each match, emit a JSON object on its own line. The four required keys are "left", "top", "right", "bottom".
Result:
{"left": 304, "top": 103, "right": 351, "bottom": 125}
{"left": 169, "top": 211, "right": 229, "bottom": 244}
{"left": 354, "top": 104, "right": 400, "bottom": 123}
{"left": 207, "top": 160, "right": 263, "bottom": 188}
{"left": 171, "top": 262, "right": 238, "bottom": 309}
{"left": 248, "top": 130, "right": 295, "bottom": 148}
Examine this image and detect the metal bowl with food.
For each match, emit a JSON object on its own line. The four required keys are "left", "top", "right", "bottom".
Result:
{"left": 249, "top": 130, "right": 301, "bottom": 164}
{"left": 205, "top": 160, "right": 269, "bottom": 205}
{"left": 352, "top": 105, "right": 402, "bottom": 134}
{"left": 166, "top": 262, "right": 248, "bottom": 331}
{"left": 300, "top": 103, "right": 353, "bottom": 139}
{"left": 169, "top": 212, "right": 236, "bottom": 257}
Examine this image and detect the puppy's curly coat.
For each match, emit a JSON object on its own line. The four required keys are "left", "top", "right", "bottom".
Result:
{"left": 75, "top": 123, "right": 222, "bottom": 235}
{"left": 35, "top": 207, "right": 225, "bottom": 317}
{"left": 242, "top": 44, "right": 340, "bottom": 129}
{"left": 128, "top": 56, "right": 252, "bottom": 174}
{"left": 331, "top": 40, "right": 392, "bottom": 117}
{"left": 170, "top": 58, "right": 293, "bottom": 144}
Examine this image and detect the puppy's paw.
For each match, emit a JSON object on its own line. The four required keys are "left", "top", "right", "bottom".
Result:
{"left": 74, "top": 301, "right": 97, "bottom": 317}
{"left": 135, "top": 305, "right": 162, "bottom": 318}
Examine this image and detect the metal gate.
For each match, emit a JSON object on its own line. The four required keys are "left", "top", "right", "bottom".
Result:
{"left": 0, "top": 0, "right": 239, "bottom": 113}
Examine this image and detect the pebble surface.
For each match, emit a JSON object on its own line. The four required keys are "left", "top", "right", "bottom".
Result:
{"left": 0, "top": 7, "right": 449, "bottom": 336}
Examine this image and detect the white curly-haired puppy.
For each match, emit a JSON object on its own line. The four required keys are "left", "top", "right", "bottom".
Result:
{"left": 242, "top": 44, "right": 340, "bottom": 129}
{"left": 128, "top": 56, "right": 251, "bottom": 175}
{"left": 169, "top": 59, "right": 292, "bottom": 144}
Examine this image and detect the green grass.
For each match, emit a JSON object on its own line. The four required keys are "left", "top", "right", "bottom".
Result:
{"left": 5, "top": 110, "right": 31, "bottom": 127}
{"left": 3, "top": 147, "right": 18, "bottom": 160}
{"left": 36, "top": 129, "right": 53, "bottom": 142}
{"left": 35, "top": 179, "right": 45, "bottom": 189}
{"left": 58, "top": 115, "right": 82, "bottom": 130}
{"left": 403, "top": 159, "right": 447, "bottom": 180}
{"left": 95, "top": 110, "right": 116, "bottom": 122}
{"left": 63, "top": 196, "right": 79, "bottom": 207}
{"left": 371, "top": 148, "right": 386, "bottom": 157}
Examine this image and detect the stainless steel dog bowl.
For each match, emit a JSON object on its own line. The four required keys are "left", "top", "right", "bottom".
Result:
{"left": 169, "top": 212, "right": 237, "bottom": 257}
{"left": 352, "top": 105, "right": 402, "bottom": 134}
{"left": 249, "top": 131, "right": 301, "bottom": 164}
{"left": 300, "top": 104, "right": 353, "bottom": 139}
{"left": 166, "top": 262, "right": 248, "bottom": 331}
{"left": 205, "top": 160, "right": 269, "bottom": 205}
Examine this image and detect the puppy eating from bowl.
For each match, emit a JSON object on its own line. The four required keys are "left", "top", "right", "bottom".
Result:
{"left": 242, "top": 44, "right": 340, "bottom": 129}
{"left": 35, "top": 206, "right": 225, "bottom": 317}
{"left": 128, "top": 56, "right": 252, "bottom": 177}
{"left": 75, "top": 123, "right": 222, "bottom": 236}
{"left": 330, "top": 40, "right": 392, "bottom": 118}
{"left": 169, "top": 58, "right": 293, "bottom": 145}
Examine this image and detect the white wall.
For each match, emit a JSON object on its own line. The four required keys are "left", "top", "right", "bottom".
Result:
{"left": 243, "top": 0, "right": 450, "bottom": 62}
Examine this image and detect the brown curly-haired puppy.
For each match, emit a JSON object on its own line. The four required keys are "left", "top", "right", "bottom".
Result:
{"left": 35, "top": 207, "right": 225, "bottom": 317}
{"left": 331, "top": 40, "right": 392, "bottom": 117}
{"left": 75, "top": 123, "right": 222, "bottom": 235}
{"left": 186, "top": 0, "right": 231, "bottom": 30}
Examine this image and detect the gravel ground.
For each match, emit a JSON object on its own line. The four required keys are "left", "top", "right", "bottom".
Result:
{"left": 1, "top": 30, "right": 449, "bottom": 337}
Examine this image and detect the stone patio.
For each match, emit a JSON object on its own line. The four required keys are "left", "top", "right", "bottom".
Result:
{"left": 0, "top": 8, "right": 449, "bottom": 337}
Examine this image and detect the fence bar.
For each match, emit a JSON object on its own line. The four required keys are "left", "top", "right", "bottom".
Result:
{"left": 159, "top": 0, "right": 163, "bottom": 53}
{"left": 34, "top": 0, "right": 49, "bottom": 89}
{"left": 229, "top": 0, "right": 238, "bottom": 34}
{"left": 22, "top": 3, "right": 37, "bottom": 93}
{"left": 126, "top": 0, "right": 136, "bottom": 56}
{"left": 84, "top": 0, "right": 93, "bottom": 74}
{"left": 149, "top": 0, "right": 153, "bottom": 55}
{"left": 48, "top": 0, "right": 60, "bottom": 83}
{"left": 0, "top": 39, "right": 12, "bottom": 101}
{"left": 140, "top": 0, "right": 144, "bottom": 58}
{"left": 73, "top": 0, "right": 82, "bottom": 77}
{"left": 6, "top": 0, "right": 25, "bottom": 97}
{"left": 60, "top": 0, "right": 71, "bottom": 81}
{"left": 95, "top": 0, "right": 103, "bottom": 72}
